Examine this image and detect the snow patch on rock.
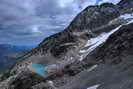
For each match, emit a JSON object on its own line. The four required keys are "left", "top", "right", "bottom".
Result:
{"left": 87, "top": 85, "right": 100, "bottom": 89}
{"left": 79, "top": 14, "right": 133, "bottom": 61}
{"left": 87, "top": 65, "right": 98, "bottom": 72}
{"left": 79, "top": 25, "right": 121, "bottom": 61}
{"left": 120, "top": 13, "right": 133, "bottom": 20}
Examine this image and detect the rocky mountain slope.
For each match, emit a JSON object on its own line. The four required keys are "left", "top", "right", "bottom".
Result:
{"left": 0, "top": 0, "right": 133, "bottom": 89}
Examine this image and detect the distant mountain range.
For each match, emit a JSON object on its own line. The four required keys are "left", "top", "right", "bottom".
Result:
{"left": 0, "top": 44, "right": 35, "bottom": 73}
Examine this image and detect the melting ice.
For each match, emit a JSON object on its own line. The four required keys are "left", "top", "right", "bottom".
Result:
{"left": 79, "top": 13, "right": 133, "bottom": 61}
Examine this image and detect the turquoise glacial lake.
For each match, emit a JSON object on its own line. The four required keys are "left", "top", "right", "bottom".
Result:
{"left": 31, "top": 64, "right": 48, "bottom": 76}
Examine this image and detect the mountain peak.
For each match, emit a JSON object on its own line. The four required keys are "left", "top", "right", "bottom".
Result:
{"left": 118, "top": 0, "right": 133, "bottom": 13}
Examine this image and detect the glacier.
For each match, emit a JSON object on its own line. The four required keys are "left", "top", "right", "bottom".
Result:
{"left": 79, "top": 13, "right": 133, "bottom": 61}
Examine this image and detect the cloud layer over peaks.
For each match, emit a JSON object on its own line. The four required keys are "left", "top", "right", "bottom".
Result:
{"left": 0, "top": 0, "right": 121, "bottom": 45}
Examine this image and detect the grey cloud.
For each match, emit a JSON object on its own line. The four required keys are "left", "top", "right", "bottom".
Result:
{"left": 0, "top": 0, "right": 104, "bottom": 45}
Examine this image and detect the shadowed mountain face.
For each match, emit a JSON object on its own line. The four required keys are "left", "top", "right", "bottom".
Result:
{"left": 0, "top": 0, "right": 133, "bottom": 89}
{"left": 59, "top": 23, "right": 133, "bottom": 89}
{"left": 0, "top": 44, "right": 34, "bottom": 73}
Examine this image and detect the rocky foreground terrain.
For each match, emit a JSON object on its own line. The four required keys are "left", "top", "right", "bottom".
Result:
{"left": 0, "top": 0, "right": 133, "bottom": 89}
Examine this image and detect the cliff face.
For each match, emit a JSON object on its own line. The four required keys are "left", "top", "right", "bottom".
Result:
{"left": 0, "top": 0, "right": 133, "bottom": 89}
{"left": 33, "top": 3, "right": 120, "bottom": 55}
{"left": 97, "top": 23, "right": 133, "bottom": 64}
{"left": 118, "top": 0, "right": 133, "bottom": 13}
{"left": 59, "top": 23, "right": 133, "bottom": 89}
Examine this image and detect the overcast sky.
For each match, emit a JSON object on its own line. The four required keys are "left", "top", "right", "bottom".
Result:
{"left": 0, "top": 0, "right": 121, "bottom": 45}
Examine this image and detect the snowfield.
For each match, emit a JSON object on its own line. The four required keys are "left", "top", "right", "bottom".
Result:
{"left": 79, "top": 13, "right": 133, "bottom": 61}
{"left": 87, "top": 85, "right": 100, "bottom": 89}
